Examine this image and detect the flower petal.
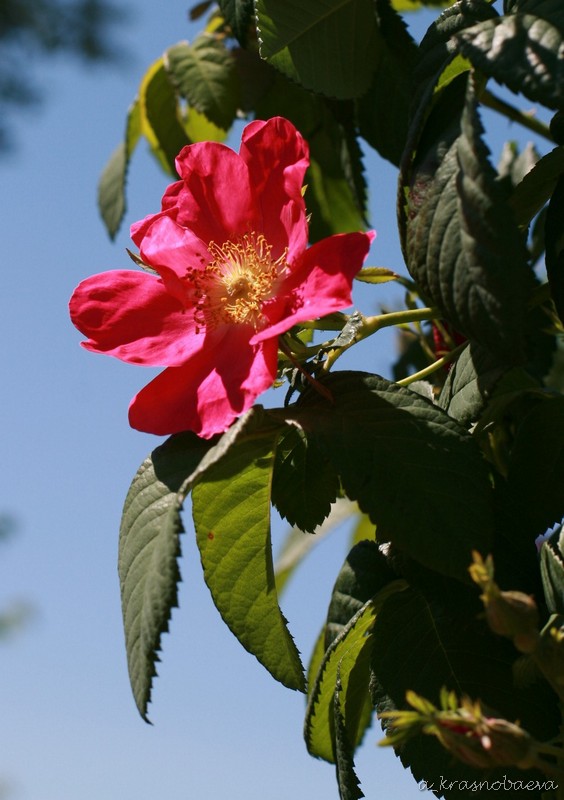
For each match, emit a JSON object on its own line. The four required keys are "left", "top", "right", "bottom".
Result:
{"left": 128, "top": 329, "right": 279, "bottom": 437}
{"left": 171, "top": 141, "right": 259, "bottom": 244}
{"left": 240, "top": 117, "right": 309, "bottom": 259}
{"left": 251, "top": 231, "right": 375, "bottom": 343}
{"left": 69, "top": 270, "right": 202, "bottom": 366}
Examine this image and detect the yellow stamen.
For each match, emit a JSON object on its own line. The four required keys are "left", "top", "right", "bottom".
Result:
{"left": 187, "top": 232, "right": 288, "bottom": 332}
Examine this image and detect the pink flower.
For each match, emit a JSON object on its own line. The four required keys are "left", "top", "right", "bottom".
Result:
{"left": 70, "top": 117, "right": 374, "bottom": 438}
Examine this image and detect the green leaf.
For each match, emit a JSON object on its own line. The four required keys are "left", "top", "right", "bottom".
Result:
{"left": 404, "top": 79, "right": 530, "bottom": 362}
{"left": 371, "top": 586, "right": 561, "bottom": 794}
{"left": 391, "top": 0, "right": 451, "bottom": 8}
{"left": 283, "top": 371, "right": 495, "bottom": 583}
{"left": 272, "top": 422, "right": 340, "bottom": 533}
{"left": 354, "top": 267, "right": 402, "bottom": 285}
{"left": 255, "top": 0, "right": 380, "bottom": 99}
{"left": 218, "top": 0, "right": 254, "bottom": 44}
{"left": 192, "top": 423, "right": 305, "bottom": 691}
{"left": 165, "top": 34, "right": 240, "bottom": 131}
{"left": 438, "top": 342, "right": 509, "bottom": 426}
{"left": 118, "top": 433, "right": 211, "bottom": 720}
{"left": 140, "top": 59, "right": 191, "bottom": 175}
{"left": 356, "top": 1, "right": 418, "bottom": 166}
{"left": 333, "top": 670, "right": 365, "bottom": 800}
{"left": 305, "top": 585, "right": 406, "bottom": 762}
{"left": 506, "top": 395, "right": 564, "bottom": 536}
{"left": 98, "top": 98, "right": 141, "bottom": 240}
{"left": 545, "top": 174, "right": 564, "bottom": 325}
{"left": 456, "top": 14, "right": 564, "bottom": 110}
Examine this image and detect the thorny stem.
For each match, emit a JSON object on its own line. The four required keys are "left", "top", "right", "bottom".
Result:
{"left": 481, "top": 89, "right": 554, "bottom": 144}
{"left": 320, "top": 306, "right": 438, "bottom": 372}
{"left": 396, "top": 340, "right": 468, "bottom": 386}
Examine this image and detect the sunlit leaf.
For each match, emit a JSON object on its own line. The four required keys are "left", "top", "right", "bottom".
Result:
{"left": 192, "top": 423, "right": 305, "bottom": 691}
{"left": 305, "top": 583, "right": 406, "bottom": 762}
{"left": 165, "top": 34, "right": 240, "bottom": 131}
{"left": 334, "top": 669, "right": 365, "bottom": 800}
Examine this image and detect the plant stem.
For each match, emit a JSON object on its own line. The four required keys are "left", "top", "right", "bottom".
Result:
{"left": 321, "top": 306, "right": 438, "bottom": 371}
{"left": 396, "top": 341, "right": 467, "bottom": 387}
{"left": 481, "top": 89, "right": 554, "bottom": 144}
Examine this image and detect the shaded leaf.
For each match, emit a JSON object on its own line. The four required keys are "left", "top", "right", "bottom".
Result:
{"left": 255, "top": 0, "right": 380, "bottom": 99}
{"left": 165, "top": 34, "right": 240, "bottom": 131}
{"left": 192, "top": 424, "right": 305, "bottom": 691}
{"left": 271, "top": 424, "right": 340, "bottom": 532}
{"left": 98, "top": 98, "right": 141, "bottom": 239}
{"left": 437, "top": 342, "right": 509, "bottom": 426}
{"left": 356, "top": 1, "right": 418, "bottom": 166}
{"left": 218, "top": 0, "right": 254, "bottom": 44}
{"left": 118, "top": 432, "right": 211, "bottom": 719}
{"left": 282, "top": 371, "right": 495, "bottom": 583}
{"left": 456, "top": 14, "right": 564, "bottom": 110}
{"left": 404, "top": 79, "right": 530, "bottom": 362}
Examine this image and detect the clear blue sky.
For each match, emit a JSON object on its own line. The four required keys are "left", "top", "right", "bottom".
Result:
{"left": 0, "top": 2, "right": 545, "bottom": 798}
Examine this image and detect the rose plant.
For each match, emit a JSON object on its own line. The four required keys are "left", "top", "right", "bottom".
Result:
{"left": 75, "top": 2, "right": 564, "bottom": 799}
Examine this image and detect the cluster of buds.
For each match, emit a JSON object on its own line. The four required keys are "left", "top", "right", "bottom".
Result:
{"left": 379, "top": 689, "right": 559, "bottom": 775}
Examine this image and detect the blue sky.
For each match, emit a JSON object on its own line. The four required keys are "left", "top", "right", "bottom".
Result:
{"left": 0, "top": 2, "right": 547, "bottom": 799}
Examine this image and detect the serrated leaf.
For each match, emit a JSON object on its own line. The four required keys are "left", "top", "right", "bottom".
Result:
{"left": 98, "top": 98, "right": 141, "bottom": 240}
{"left": 272, "top": 424, "right": 340, "bottom": 532}
{"left": 192, "top": 426, "right": 305, "bottom": 691}
{"left": 545, "top": 173, "right": 564, "bottom": 324}
{"left": 456, "top": 14, "right": 564, "bottom": 110}
{"left": 282, "top": 371, "right": 495, "bottom": 583}
{"left": 510, "top": 146, "right": 564, "bottom": 227}
{"left": 118, "top": 432, "right": 211, "bottom": 720}
{"left": 405, "top": 79, "right": 531, "bottom": 362}
{"left": 437, "top": 342, "right": 509, "bottom": 426}
{"left": 218, "top": 0, "right": 254, "bottom": 44}
{"left": 139, "top": 59, "right": 190, "bottom": 176}
{"left": 334, "top": 670, "right": 365, "bottom": 800}
{"left": 165, "top": 35, "right": 240, "bottom": 131}
{"left": 255, "top": 0, "right": 380, "bottom": 99}
{"left": 305, "top": 583, "right": 406, "bottom": 763}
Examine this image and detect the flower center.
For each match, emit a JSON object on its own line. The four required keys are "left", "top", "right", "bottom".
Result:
{"left": 188, "top": 232, "right": 288, "bottom": 332}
